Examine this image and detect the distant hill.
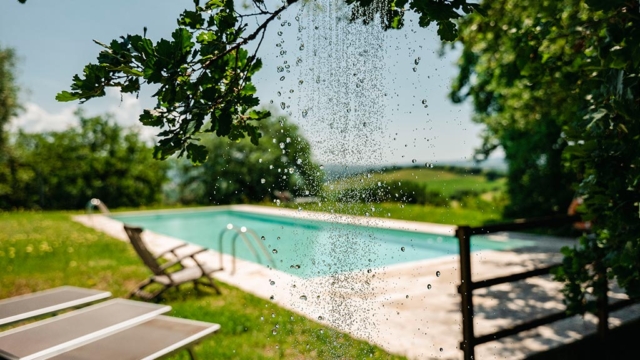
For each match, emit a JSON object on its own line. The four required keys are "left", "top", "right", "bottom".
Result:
{"left": 321, "top": 158, "right": 507, "bottom": 180}
{"left": 436, "top": 157, "right": 508, "bottom": 172}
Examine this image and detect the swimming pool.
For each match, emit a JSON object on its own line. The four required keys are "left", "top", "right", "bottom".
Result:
{"left": 111, "top": 208, "right": 532, "bottom": 278}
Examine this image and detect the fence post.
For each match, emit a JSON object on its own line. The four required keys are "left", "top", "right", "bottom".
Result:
{"left": 457, "top": 226, "right": 475, "bottom": 360}
{"left": 595, "top": 255, "right": 609, "bottom": 360}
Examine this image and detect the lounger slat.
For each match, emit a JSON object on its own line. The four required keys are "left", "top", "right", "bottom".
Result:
{"left": 0, "top": 299, "right": 170, "bottom": 360}
{"left": 0, "top": 286, "right": 111, "bottom": 326}
{"left": 49, "top": 316, "right": 220, "bottom": 360}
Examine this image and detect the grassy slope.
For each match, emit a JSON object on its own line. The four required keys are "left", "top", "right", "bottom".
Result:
{"left": 328, "top": 167, "right": 506, "bottom": 196}
{"left": 289, "top": 202, "right": 502, "bottom": 227}
{"left": 0, "top": 212, "right": 404, "bottom": 360}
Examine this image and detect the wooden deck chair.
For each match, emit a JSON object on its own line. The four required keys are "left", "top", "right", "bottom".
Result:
{"left": 123, "top": 225, "right": 221, "bottom": 301}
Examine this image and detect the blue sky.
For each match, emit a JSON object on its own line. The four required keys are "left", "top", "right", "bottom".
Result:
{"left": 0, "top": 0, "right": 494, "bottom": 165}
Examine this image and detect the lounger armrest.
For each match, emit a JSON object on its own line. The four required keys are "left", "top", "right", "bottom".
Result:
{"left": 154, "top": 243, "right": 189, "bottom": 260}
{"left": 159, "top": 249, "right": 208, "bottom": 272}
{"left": 183, "top": 248, "right": 210, "bottom": 274}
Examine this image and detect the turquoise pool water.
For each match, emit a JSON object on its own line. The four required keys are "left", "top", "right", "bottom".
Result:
{"left": 111, "top": 209, "right": 532, "bottom": 278}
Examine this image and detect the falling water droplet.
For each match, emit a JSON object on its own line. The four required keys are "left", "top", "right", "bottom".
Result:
{"left": 280, "top": 76, "right": 285, "bottom": 81}
{"left": 277, "top": 31, "right": 283, "bottom": 36}
{"left": 440, "top": 348, "right": 443, "bottom": 352}
{"left": 280, "top": 102, "right": 285, "bottom": 110}
{"left": 319, "top": 165, "right": 324, "bottom": 170}
{"left": 261, "top": 236, "right": 266, "bottom": 241}
{"left": 427, "top": 284, "right": 432, "bottom": 289}
{"left": 272, "top": 249, "right": 278, "bottom": 254}
{"left": 318, "top": 316, "right": 324, "bottom": 321}
{"left": 413, "top": 67, "right": 417, "bottom": 72}
{"left": 412, "top": 159, "right": 417, "bottom": 163}
{"left": 406, "top": 295, "right": 409, "bottom": 299}
{"left": 270, "top": 295, "right": 274, "bottom": 300}
{"left": 301, "top": 109, "right": 308, "bottom": 118}
{"left": 277, "top": 236, "right": 281, "bottom": 240}
{"left": 270, "top": 280, "right": 275, "bottom": 285}
{"left": 279, "top": 142, "right": 285, "bottom": 149}
{"left": 261, "top": 178, "right": 266, "bottom": 184}
{"left": 277, "top": 66, "right": 284, "bottom": 73}
{"left": 436, "top": 271, "right": 441, "bottom": 277}
{"left": 259, "top": 158, "right": 263, "bottom": 163}
{"left": 299, "top": 43, "right": 305, "bottom": 51}
{"left": 415, "top": 57, "right": 421, "bottom": 65}
{"left": 300, "top": 295, "right": 308, "bottom": 301}
{"left": 401, "top": 246, "right": 406, "bottom": 252}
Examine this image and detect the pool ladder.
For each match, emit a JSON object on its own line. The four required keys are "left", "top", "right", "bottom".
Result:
{"left": 218, "top": 225, "right": 276, "bottom": 274}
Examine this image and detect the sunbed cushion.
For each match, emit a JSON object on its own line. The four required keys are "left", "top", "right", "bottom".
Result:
{"left": 152, "top": 264, "right": 218, "bottom": 285}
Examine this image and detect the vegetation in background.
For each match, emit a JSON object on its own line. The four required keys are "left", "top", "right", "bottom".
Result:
{"left": 0, "top": 211, "right": 404, "bottom": 360}
{"left": 324, "top": 165, "right": 505, "bottom": 210}
{"left": 172, "top": 112, "right": 323, "bottom": 205}
{"left": 0, "top": 112, "right": 168, "bottom": 210}
{"left": 0, "top": 47, "right": 20, "bottom": 150}
{"left": 451, "top": 0, "right": 640, "bottom": 311}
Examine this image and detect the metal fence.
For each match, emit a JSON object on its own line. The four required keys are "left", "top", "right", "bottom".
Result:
{"left": 455, "top": 215, "right": 636, "bottom": 360}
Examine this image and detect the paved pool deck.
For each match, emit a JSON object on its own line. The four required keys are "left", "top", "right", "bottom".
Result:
{"left": 74, "top": 205, "right": 640, "bottom": 359}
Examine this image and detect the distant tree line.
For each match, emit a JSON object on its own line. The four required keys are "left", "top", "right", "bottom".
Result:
{"left": 0, "top": 112, "right": 168, "bottom": 210}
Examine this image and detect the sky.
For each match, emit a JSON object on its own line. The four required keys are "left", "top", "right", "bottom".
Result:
{"left": 0, "top": 0, "right": 498, "bottom": 166}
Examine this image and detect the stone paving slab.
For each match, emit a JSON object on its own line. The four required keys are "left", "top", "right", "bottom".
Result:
{"left": 73, "top": 206, "right": 640, "bottom": 360}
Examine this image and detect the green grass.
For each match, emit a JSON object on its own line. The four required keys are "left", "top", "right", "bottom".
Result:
{"left": 0, "top": 211, "right": 405, "bottom": 360}
{"left": 286, "top": 202, "right": 502, "bottom": 227}
{"left": 328, "top": 167, "right": 506, "bottom": 197}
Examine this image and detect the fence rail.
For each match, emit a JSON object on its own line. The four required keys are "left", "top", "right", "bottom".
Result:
{"left": 456, "top": 214, "right": 636, "bottom": 360}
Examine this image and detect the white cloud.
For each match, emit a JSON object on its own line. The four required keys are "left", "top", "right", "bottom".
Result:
{"left": 9, "top": 102, "right": 78, "bottom": 133}
{"left": 10, "top": 88, "right": 158, "bottom": 143}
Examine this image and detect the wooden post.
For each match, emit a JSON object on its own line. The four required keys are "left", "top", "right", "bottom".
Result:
{"left": 457, "top": 226, "right": 475, "bottom": 360}
{"left": 596, "top": 256, "right": 609, "bottom": 360}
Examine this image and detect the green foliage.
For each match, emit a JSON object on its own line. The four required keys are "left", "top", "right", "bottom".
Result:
{"left": 0, "top": 47, "right": 21, "bottom": 150}
{"left": 450, "top": 0, "right": 577, "bottom": 218}
{"left": 0, "top": 112, "right": 168, "bottom": 210}
{"left": 57, "top": 0, "right": 484, "bottom": 162}
{"left": 451, "top": 0, "right": 640, "bottom": 310}
{"left": 173, "top": 112, "right": 322, "bottom": 205}
{"left": 329, "top": 180, "right": 431, "bottom": 205}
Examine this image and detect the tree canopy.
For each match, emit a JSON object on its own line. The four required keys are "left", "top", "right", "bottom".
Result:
{"left": 451, "top": 0, "right": 640, "bottom": 310}
{"left": 46, "top": 0, "right": 482, "bottom": 163}
{"left": 0, "top": 112, "right": 168, "bottom": 210}
{"left": 173, "top": 110, "right": 323, "bottom": 204}
{"left": 0, "top": 47, "right": 20, "bottom": 150}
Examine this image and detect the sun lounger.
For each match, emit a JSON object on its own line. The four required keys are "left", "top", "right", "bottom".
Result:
{"left": 48, "top": 316, "right": 220, "bottom": 360}
{"left": 124, "top": 225, "right": 221, "bottom": 300}
{"left": 0, "top": 299, "right": 169, "bottom": 360}
{"left": 0, "top": 286, "right": 111, "bottom": 326}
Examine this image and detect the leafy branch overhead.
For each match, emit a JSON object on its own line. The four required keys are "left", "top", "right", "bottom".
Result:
{"left": 53, "top": 0, "right": 482, "bottom": 163}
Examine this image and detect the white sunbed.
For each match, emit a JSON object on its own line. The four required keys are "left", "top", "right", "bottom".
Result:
{"left": 0, "top": 299, "right": 170, "bottom": 360}
{"left": 0, "top": 286, "right": 111, "bottom": 326}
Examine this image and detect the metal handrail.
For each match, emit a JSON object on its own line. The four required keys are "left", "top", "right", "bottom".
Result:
{"left": 217, "top": 224, "right": 277, "bottom": 274}
{"left": 85, "top": 198, "right": 110, "bottom": 214}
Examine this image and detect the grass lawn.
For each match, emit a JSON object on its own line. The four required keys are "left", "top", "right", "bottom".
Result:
{"left": 328, "top": 167, "right": 506, "bottom": 197}
{"left": 0, "top": 211, "right": 405, "bottom": 359}
{"left": 288, "top": 202, "right": 502, "bottom": 227}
